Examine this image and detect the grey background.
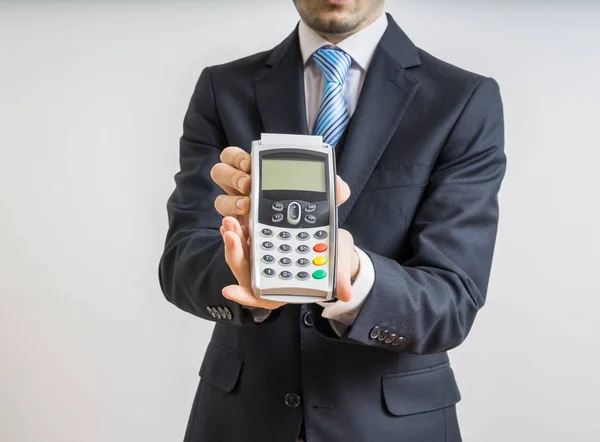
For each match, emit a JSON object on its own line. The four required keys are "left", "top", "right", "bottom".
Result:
{"left": 1, "top": 1, "right": 599, "bottom": 441}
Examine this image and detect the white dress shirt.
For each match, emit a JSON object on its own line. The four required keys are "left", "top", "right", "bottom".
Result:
{"left": 300, "top": 13, "right": 388, "bottom": 335}
{"left": 252, "top": 13, "right": 388, "bottom": 335}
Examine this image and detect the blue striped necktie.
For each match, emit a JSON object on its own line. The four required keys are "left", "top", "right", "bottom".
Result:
{"left": 311, "top": 47, "right": 352, "bottom": 147}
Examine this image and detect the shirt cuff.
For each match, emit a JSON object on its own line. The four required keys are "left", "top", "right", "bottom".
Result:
{"left": 318, "top": 246, "right": 375, "bottom": 335}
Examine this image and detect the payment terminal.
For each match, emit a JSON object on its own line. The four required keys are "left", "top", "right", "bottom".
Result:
{"left": 249, "top": 133, "right": 337, "bottom": 304}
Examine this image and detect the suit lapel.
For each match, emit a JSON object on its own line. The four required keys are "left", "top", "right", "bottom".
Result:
{"left": 255, "top": 28, "right": 309, "bottom": 136}
{"left": 337, "top": 15, "right": 422, "bottom": 225}
{"left": 254, "top": 16, "right": 423, "bottom": 226}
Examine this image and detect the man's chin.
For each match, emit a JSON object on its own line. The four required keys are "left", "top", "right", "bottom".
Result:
{"left": 308, "top": 14, "right": 357, "bottom": 35}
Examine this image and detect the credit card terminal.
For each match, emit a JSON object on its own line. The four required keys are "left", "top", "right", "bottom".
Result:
{"left": 249, "top": 133, "right": 337, "bottom": 304}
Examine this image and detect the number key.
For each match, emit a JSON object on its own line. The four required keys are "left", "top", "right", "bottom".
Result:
{"left": 278, "top": 231, "right": 291, "bottom": 240}
{"left": 296, "top": 258, "right": 310, "bottom": 267}
{"left": 297, "top": 245, "right": 310, "bottom": 254}
{"left": 297, "top": 232, "right": 310, "bottom": 241}
{"left": 262, "top": 254, "right": 275, "bottom": 264}
{"left": 278, "top": 244, "right": 292, "bottom": 253}
{"left": 262, "top": 268, "right": 276, "bottom": 278}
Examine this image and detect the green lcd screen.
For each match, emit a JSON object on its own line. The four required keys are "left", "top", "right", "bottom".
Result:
{"left": 261, "top": 158, "right": 326, "bottom": 192}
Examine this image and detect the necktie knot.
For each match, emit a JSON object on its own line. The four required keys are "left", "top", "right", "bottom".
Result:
{"left": 312, "top": 47, "right": 352, "bottom": 85}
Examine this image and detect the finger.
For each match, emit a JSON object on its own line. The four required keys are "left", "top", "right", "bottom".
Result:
{"left": 335, "top": 230, "right": 353, "bottom": 302}
{"left": 335, "top": 250, "right": 353, "bottom": 302}
{"left": 210, "top": 162, "right": 251, "bottom": 195}
{"left": 223, "top": 231, "right": 251, "bottom": 287}
{"left": 220, "top": 146, "right": 251, "bottom": 173}
{"left": 222, "top": 285, "right": 285, "bottom": 310}
{"left": 336, "top": 176, "right": 351, "bottom": 206}
{"left": 336, "top": 269, "right": 353, "bottom": 302}
{"left": 223, "top": 216, "right": 249, "bottom": 257}
{"left": 214, "top": 195, "right": 250, "bottom": 217}
{"left": 223, "top": 216, "right": 242, "bottom": 234}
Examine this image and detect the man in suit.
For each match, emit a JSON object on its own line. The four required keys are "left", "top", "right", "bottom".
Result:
{"left": 158, "top": 0, "right": 506, "bottom": 441}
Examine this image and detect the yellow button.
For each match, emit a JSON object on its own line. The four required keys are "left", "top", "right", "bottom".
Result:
{"left": 312, "top": 256, "right": 327, "bottom": 266}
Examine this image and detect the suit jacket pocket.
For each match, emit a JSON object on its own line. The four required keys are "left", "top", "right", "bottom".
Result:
{"left": 199, "top": 341, "right": 244, "bottom": 393}
{"left": 363, "top": 162, "right": 432, "bottom": 191}
{"left": 382, "top": 364, "right": 461, "bottom": 416}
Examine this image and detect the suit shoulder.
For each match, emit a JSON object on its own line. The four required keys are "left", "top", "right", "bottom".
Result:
{"left": 415, "top": 48, "right": 499, "bottom": 96}
{"left": 210, "top": 49, "right": 271, "bottom": 78}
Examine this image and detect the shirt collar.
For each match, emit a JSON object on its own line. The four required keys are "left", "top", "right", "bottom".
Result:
{"left": 298, "top": 12, "right": 388, "bottom": 71}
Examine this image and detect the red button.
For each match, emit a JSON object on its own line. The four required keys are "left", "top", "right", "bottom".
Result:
{"left": 313, "top": 243, "right": 328, "bottom": 253}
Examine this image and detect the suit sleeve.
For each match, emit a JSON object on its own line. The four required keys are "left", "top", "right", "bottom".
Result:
{"left": 310, "top": 77, "right": 506, "bottom": 353}
{"left": 158, "top": 67, "right": 281, "bottom": 326}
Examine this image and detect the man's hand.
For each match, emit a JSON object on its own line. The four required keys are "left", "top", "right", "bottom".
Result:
{"left": 211, "top": 146, "right": 358, "bottom": 310}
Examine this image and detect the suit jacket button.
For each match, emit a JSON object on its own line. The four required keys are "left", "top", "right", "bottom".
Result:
{"left": 392, "top": 336, "right": 406, "bottom": 346}
{"left": 378, "top": 330, "right": 389, "bottom": 341}
{"left": 302, "top": 312, "right": 313, "bottom": 327}
{"left": 285, "top": 393, "right": 301, "bottom": 408}
{"left": 217, "top": 307, "right": 226, "bottom": 318}
{"left": 369, "top": 326, "right": 381, "bottom": 339}
{"left": 223, "top": 307, "right": 232, "bottom": 320}
{"left": 213, "top": 308, "right": 222, "bottom": 320}
{"left": 206, "top": 306, "right": 216, "bottom": 318}
{"left": 385, "top": 333, "right": 397, "bottom": 344}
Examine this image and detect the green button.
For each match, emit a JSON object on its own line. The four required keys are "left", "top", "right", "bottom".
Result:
{"left": 312, "top": 269, "right": 327, "bottom": 280}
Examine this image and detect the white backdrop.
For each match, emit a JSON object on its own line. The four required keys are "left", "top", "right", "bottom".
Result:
{"left": 1, "top": 1, "right": 599, "bottom": 441}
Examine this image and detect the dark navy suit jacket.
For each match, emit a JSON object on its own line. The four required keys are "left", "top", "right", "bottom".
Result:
{"left": 159, "top": 14, "right": 506, "bottom": 442}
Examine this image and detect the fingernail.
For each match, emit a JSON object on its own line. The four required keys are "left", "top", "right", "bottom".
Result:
{"left": 238, "top": 176, "right": 247, "bottom": 190}
{"left": 240, "top": 159, "right": 249, "bottom": 171}
{"left": 236, "top": 198, "right": 245, "bottom": 210}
